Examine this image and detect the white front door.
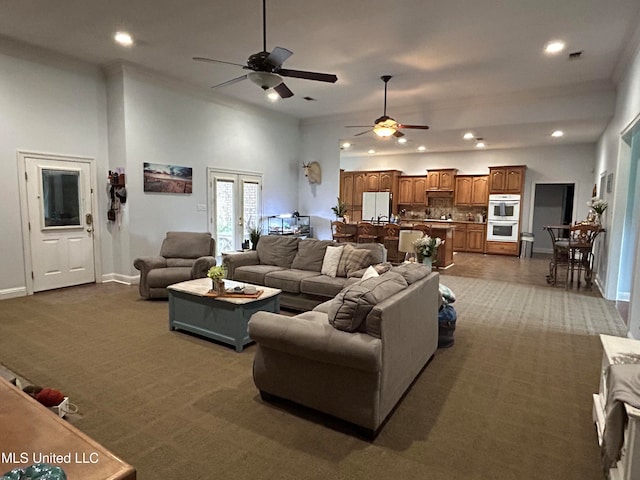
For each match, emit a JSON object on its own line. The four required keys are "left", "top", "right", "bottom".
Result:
{"left": 208, "top": 169, "right": 262, "bottom": 253}
{"left": 24, "top": 155, "right": 96, "bottom": 292}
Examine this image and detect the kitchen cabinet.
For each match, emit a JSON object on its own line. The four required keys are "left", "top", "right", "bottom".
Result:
{"left": 353, "top": 172, "right": 366, "bottom": 205}
{"left": 452, "top": 222, "right": 486, "bottom": 253}
{"left": 456, "top": 175, "right": 489, "bottom": 206}
{"left": 467, "top": 224, "right": 486, "bottom": 252}
{"left": 379, "top": 171, "right": 396, "bottom": 191}
{"left": 365, "top": 172, "right": 379, "bottom": 192}
{"left": 398, "top": 176, "right": 427, "bottom": 205}
{"left": 340, "top": 170, "right": 400, "bottom": 221}
{"left": 489, "top": 166, "right": 526, "bottom": 194}
{"left": 427, "top": 169, "right": 457, "bottom": 191}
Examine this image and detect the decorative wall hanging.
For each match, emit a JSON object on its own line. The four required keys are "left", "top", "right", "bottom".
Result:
{"left": 143, "top": 162, "right": 192, "bottom": 193}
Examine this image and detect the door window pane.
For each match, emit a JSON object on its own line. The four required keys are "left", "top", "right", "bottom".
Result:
{"left": 243, "top": 181, "right": 260, "bottom": 240}
{"left": 42, "top": 169, "right": 81, "bottom": 227}
{"left": 215, "top": 179, "right": 235, "bottom": 253}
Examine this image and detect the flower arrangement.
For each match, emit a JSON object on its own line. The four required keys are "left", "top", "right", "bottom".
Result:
{"left": 207, "top": 265, "right": 227, "bottom": 281}
{"left": 588, "top": 197, "right": 608, "bottom": 215}
{"left": 412, "top": 235, "right": 443, "bottom": 259}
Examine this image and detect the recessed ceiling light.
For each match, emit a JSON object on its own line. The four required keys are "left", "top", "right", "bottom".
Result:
{"left": 475, "top": 141, "right": 486, "bottom": 148}
{"left": 463, "top": 132, "right": 475, "bottom": 140}
{"left": 341, "top": 142, "right": 351, "bottom": 149}
{"left": 367, "top": 149, "right": 375, "bottom": 155}
{"left": 545, "top": 40, "right": 565, "bottom": 54}
{"left": 551, "top": 130, "right": 564, "bottom": 137}
{"left": 417, "top": 146, "right": 427, "bottom": 152}
{"left": 397, "top": 138, "right": 407, "bottom": 144}
{"left": 114, "top": 31, "right": 134, "bottom": 47}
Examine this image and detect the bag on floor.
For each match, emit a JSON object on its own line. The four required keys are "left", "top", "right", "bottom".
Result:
{"left": 438, "top": 304, "right": 457, "bottom": 348}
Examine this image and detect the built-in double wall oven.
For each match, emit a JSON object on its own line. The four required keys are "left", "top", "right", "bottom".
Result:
{"left": 486, "top": 194, "right": 521, "bottom": 242}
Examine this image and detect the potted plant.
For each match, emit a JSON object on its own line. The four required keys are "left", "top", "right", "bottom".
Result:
{"left": 331, "top": 197, "right": 348, "bottom": 220}
{"left": 248, "top": 224, "right": 262, "bottom": 250}
{"left": 412, "top": 235, "right": 443, "bottom": 270}
{"left": 207, "top": 265, "right": 227, "bottom": 294}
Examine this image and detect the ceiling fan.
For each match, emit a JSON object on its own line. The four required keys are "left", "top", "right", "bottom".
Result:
{"left": 346, "top": 75, "right": 430, "bottom": 138}
{"left": 193, "top": 0, "right": 337, "bottom": 98}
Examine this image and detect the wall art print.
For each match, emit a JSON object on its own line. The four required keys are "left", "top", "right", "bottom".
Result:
{"left": 143, "top": 162, "right": 192, "bottom": 194}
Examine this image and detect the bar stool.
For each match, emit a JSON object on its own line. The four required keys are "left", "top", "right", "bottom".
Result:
{"left": 414, "top": 224, "right": 432, "bottom": 237}
{"left": 331, "top": 221, "right": 354, "bottom": 243}
{"left": 382, "top": 224, "right": 401, "bottom": 263}
{"left": 356, "top": 222, "right": 377, "bottom": 243}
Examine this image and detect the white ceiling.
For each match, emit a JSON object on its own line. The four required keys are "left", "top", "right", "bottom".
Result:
{"left": 2, "top": 0, "right": 639, "bottom": 156}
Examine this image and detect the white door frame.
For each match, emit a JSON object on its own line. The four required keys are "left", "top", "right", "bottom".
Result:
{"left": 17, "top": 150, "right": 102, "bottom": 295}
{"left": 207, "top": 167, "right": 263, "bottom": 253}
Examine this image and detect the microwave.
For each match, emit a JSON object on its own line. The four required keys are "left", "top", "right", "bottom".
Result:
{"left": 488, "top": 194, "right": 520, "bottom": 221}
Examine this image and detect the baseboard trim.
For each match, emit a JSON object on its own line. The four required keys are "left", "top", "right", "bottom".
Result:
{"left": 0, "top": 286, "right": 27, "bottom": 300}
{"left": 102, "top": 273, "right": 139, "bottom": 285}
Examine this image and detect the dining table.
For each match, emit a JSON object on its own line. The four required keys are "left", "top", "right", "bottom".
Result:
{"left": 543, "top": 223, "right": 604, "bottom": 287}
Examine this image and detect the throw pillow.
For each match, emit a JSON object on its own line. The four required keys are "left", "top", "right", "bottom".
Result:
{"left": 321, "top": 245, "right": 344, "bottom": 278}
{"left": 374, "top": 262, "right": 393, "bottom": 274}
{"left": 328, "top": 272, "right": 408, "bottom": 332}
{"left": 337, "top": 244, "right": 372, "bottom": 277}
{"left": 361, "top": 265, "right": 379, "bottom": 281}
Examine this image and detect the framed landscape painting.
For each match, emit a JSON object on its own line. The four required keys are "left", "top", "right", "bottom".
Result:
{"left": 143, "top": 163, "right": 192, "bottom": 193}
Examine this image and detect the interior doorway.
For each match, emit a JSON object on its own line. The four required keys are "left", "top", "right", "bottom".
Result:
{"left": 531, "top": 183, "right": 575, "bottom": 254}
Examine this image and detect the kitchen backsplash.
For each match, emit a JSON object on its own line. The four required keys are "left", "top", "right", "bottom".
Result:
{"left": 400, "top": 197, "right": 487, "bottom": 222}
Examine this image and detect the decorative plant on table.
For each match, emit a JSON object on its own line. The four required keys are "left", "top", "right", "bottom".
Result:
{"left": 207, "top": 265, "right": 227, "bottom": 294}
{"left": 331, "top": 197, "right": 348, "bottom": 220}
{"left": 412, "top": 235, "right": 443, "bottom": 267}
{"left": 587, "top": 197, "right": 607, "bottom": 224}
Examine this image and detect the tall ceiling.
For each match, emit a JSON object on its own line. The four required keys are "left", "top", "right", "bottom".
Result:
{"left": 2, "top": 0, "right": 639, "bottom": 156}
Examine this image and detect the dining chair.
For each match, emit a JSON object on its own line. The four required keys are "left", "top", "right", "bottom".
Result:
{"left": 568, "top": 223, "right": 603, "bottom": 287}
{"left": 331, "top": 221, "right": 354, "bottom": 243}
{"left": 356, "top": 222, "right": 377, "bottom": 243}
{"left": 382, "top": 224, "right": 401, "bottom": 263}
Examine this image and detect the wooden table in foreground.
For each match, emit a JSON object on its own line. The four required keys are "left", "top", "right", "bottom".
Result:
{"left": 0, "top": 377, "right": 136, "bottom": 479}
{"left": 168, "top": 278, "right": 281, "bottom": 352}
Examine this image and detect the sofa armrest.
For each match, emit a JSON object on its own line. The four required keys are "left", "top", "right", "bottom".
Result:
{"left": 191, "top": 256, "right": 217, "bottom": 279}
{"left": 248, "top": 312, "right": 381, "bottom": 372}
{"left": 222, "top": 251, "right": 259, "bottom": 279}
{"left": 133, "top": 256, "right": 167, "bottom": 272}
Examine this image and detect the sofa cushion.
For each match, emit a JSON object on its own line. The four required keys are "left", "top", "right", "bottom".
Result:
{"left": 291, "top": 239, "right": 334, "bottom": 272}
{"left": 257, "top": 236, "right": 300, "bottom": 268}
{"left": 166, "top": 258, "right": 195, "bottom": 268}
{"left": 147, "top": 267, "right": 193, "bottom": 288}
{"left": 160, "top": 232, "right": 212, "bottom": 259}
{"left": 234, "top": 265, "right": 286, "bottom": 285}
{"left": 351, "top": 242, "right": 386, "bottom": 264}
{"left": 300, "top": 274, "right": 351, "bottom": 298}
{"left": 390, "top": 263, "right": 432, "bottom": 284}
{"left": 264, "top": 269, "right": 321, "bottom": 294}
{"left": 327, "top": 272, "right": 408, "bottom": 333}
{"left": 336, "top": 244, "right": 372, "bottom": 278}
{"left": 321, "top": 245, "right": 344, "bottom": 277}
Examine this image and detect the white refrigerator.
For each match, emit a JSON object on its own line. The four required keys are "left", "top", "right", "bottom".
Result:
{"left": 362, "top": 192, "right": 392, "bottom": 221}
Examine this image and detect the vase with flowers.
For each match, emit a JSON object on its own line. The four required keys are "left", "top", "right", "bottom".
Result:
{"left": 587, "top": 197, "right": 607, "bottom": 225}
{"left": 207, "top": 265, "right": 227, "bottom": 295}
{"left": 412, "top": 235, "right": 443, "bottom": 271}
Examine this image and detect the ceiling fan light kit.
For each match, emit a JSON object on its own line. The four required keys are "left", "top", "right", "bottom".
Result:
{"left": 193, "top": 0, "right": 337, "bottom": 99}
{"left": 347, "top": 75, "right": 429, "bottom": 138}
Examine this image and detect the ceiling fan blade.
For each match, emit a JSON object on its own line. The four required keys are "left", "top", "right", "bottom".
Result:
{"left": 211, "top": 74, "right": 248, "bottom": 89}
{"left": 193, "top": 56, "right": 246, "bottom": 68}
{"left": 266, "top": 47, "right": 293, "bottom": 67}
{"left": 398, "top": 124, "right": 430, "bottom": 130}
{"left": 393, "top": 130, "right": 405, "bottom": 138}
{"left": 353, "top": 130, "right": 372, "bottom": 137}
{"left": 279, "top": 68, "right": 338, "bottom": 83}
{"left": 274, "top": 82, "right": 294, "bottom": 98}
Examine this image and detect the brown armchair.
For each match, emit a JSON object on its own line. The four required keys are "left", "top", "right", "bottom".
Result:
{"left": 133, "top": 232, "right": 216, "bottom": 299}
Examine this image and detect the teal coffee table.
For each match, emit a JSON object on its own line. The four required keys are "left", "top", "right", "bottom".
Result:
{"left": 168, "top": 278, "right": 281, "bottom": 352}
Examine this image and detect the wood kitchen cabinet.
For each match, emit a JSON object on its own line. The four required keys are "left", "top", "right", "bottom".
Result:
{"left": 455, "top": 175, "right": 489, "bottom": 206}
{"left": 340, "top": 170, "right": 401, "bottom": 221}
{"left": 427, "top": 169, "right": 457, "bottom": 191}
{"left": 365, "top": 172, "right": 379, "bottom": 192}
{"left": 452, "top": 224, "right": 467, "bottom": 251}
{"left": 489, "top": 166, "right": 526, "bottom": 194}
{"left": 398, "top": 175, "right": 427, "bottom": 205}
{"left": 467, "top": 224, "right": 486, "bottom": 252}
